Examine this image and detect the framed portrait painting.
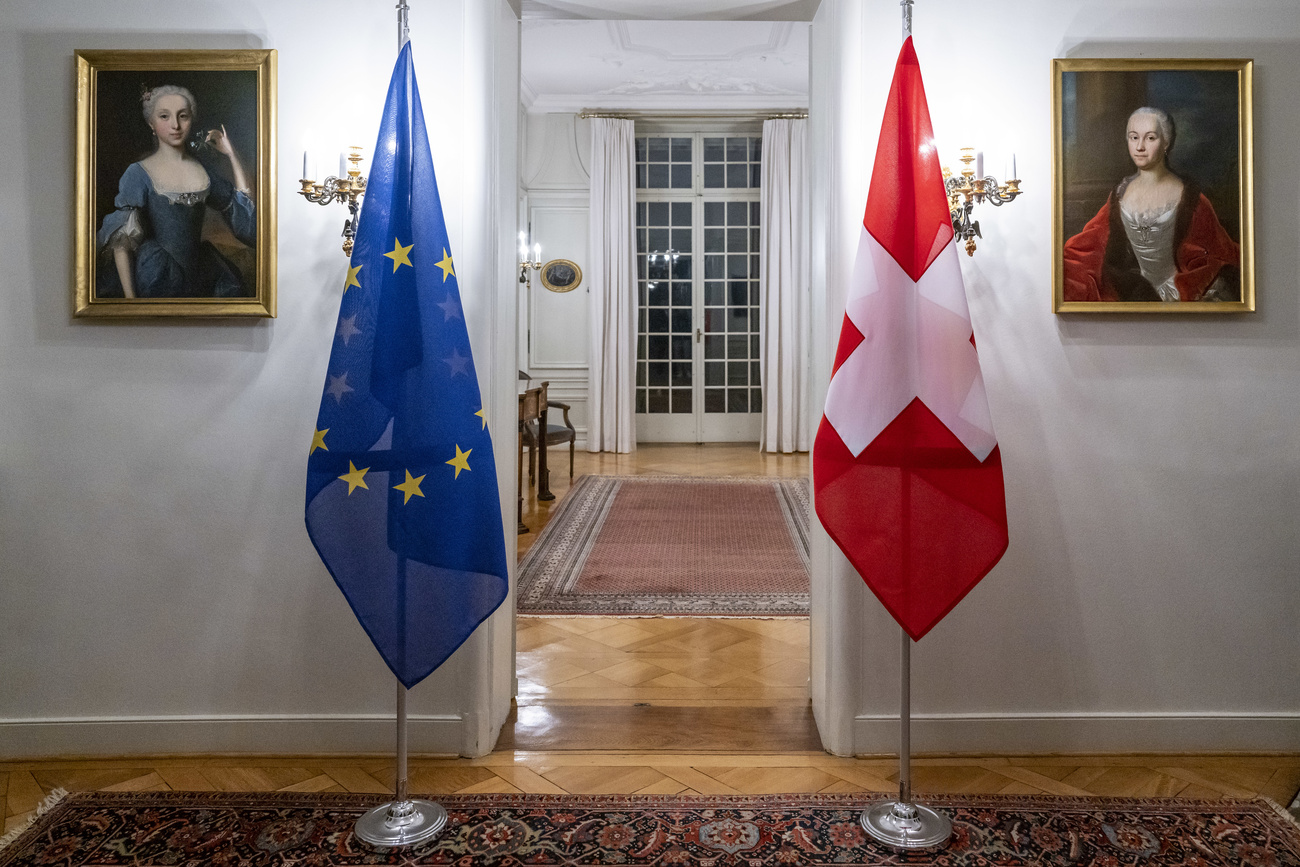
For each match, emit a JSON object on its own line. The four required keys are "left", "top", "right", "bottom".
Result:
{"left": 540, "top": 258, "right": 582, "bottom": 293}
{"left": 1052, "top": 58, "right": 1254, "bottom": 313}
{"left": 74, "top": 49, "right": 277, "bottom": 318}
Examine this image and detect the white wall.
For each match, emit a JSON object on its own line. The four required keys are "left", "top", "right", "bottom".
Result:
{"left": 810, "top": 0, "right": 1300, "bottom": 755}
{"left": 520, "top": 112, "right": 593, "bottom": 442}
{"left": 0, "top": 0, "right": 520, "bottom": 758}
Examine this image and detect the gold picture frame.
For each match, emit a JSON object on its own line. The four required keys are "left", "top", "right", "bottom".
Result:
{"left": 540, "top": 258, "right": 582, "bottom": 293}
{"left": 1052, "top": 58, "right": 1253, "bottom": 313}
{"left": 74, "top": 49, "right": 277, "bottom": 318}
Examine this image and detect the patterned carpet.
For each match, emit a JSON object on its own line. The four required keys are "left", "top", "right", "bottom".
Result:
{"left": 517, "top": 475, "right": 810, "bottom": 616}
{"left": 3, "top": 790, "right": 1299, "bottom": 866}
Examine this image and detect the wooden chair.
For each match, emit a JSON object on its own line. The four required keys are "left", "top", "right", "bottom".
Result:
{"left": 518, "top": 375, "right": 577, "bottom": 484}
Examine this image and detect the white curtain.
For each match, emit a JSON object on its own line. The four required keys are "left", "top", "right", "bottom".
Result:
{"left": 758, "top": 117, "right": 810, "bottom": 453}
{"left": 586, "top": 117, "right": 637, "bottom": 453}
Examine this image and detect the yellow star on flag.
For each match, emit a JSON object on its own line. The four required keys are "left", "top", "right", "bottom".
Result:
{"left": 475, "top": 408, "right": 487, "bottom": 429}
{"left": 343, "top": 264, "right": 362, "bottom": 293}
{"left": 394, "top": 469, "right": 426, "bottom": 504}
{"left": 436, "top": 248, "right": 455, "bottom": 282}
{"left": 310, "top": 428, "right": 329, "bottom": 455}
{"left": 384, "top": 237, "right": 414, "bottom": 272}
{"left": 446, "top": 445, "right": 472, "bottom": 479}
{"left": 338, "top": 461, "right": 370, "bottom": 495}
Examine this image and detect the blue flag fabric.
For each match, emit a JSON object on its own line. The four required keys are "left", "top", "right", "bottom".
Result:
{"left": 305, "top": 43, "right": 509, "bottom": 690}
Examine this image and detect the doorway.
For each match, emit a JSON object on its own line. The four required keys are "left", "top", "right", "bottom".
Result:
{"left": 514, "top": 13, "right": 813, "bottom": 754}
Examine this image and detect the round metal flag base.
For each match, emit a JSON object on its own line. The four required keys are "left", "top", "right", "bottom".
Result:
{"left": 861, "top": 799, "right": 952, "bottom": 849}
{"left": 354, "top": 798, "right": 447, "bottom": 848}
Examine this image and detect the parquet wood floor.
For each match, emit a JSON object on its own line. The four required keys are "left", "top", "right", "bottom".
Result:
{"left": 7, "top": 446, "right": 1297, "bottom": 832}
{"left": 6, "top": 755, "right": 1299, "bottom": 833}
{"left": 513, "top": 444, "right": 815, "bottom": 751}
{"left": 516, "top": 616, "right": 810, "bottom": 707}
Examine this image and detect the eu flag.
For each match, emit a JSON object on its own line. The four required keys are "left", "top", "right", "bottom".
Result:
{"left": 305, "top": 43, "right": 509, "bottom": 689}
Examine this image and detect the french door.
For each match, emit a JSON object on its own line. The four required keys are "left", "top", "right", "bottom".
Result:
{"left": 634, "top": 132, "right": 763, "bottom": 443}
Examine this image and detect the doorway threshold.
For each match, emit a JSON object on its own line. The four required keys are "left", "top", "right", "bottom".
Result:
{"left": 498, "top": 702, "right": 822, "bottom": 752}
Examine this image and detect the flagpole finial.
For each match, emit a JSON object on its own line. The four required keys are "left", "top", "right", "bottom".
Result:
{"left": 901, "top": 0, "right": 914, "bottom": 41}
{"left": 397, "top": 0, "right": 411, "bottom": 50}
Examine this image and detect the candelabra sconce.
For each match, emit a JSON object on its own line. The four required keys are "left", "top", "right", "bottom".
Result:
{"left": 943, "top": 147, "right": 1022, "bottom": 256}
{"left": 647, "top": 249, "right": 680, "bottom": 265}
{"left": 300, "top": 146, "right": 368, "bottom": 257}
{"left": 518, "top": 233, "right": 542, "bottom": 284}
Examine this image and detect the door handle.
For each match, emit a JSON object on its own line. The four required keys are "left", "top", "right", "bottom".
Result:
{"left": 696, "top": 327, "right": 702, "bottom": 343}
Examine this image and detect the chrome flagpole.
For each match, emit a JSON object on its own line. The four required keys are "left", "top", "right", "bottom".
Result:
{"left": 355, "top": 679, "right": 448, "bottom": 847}
{"left": 859, "top": 630, "right": 952, "bottom": 847}
{"left": 859, "top": 1, "right": 953, "bottom": 849}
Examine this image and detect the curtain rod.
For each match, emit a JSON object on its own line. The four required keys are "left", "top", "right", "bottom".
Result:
{"left": 578, "top": 110, "right": 808, "bottom": 120}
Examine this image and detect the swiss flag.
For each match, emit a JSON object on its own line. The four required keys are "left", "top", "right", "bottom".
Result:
{"left": 813, "top": 38, "right": 1008, "bottom": 641}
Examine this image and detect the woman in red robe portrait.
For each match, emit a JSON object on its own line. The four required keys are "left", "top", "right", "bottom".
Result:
{"left": 1062, "top": 106, "right": 1239, "bottom": 303}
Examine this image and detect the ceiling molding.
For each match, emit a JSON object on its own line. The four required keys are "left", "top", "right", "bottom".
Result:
{"left": 600, "top": 72, "right": 801, "bottom": 97}
{"left": 520, "top": 77, "right": 539, "bottom": 111}
{"left": 607, "top": 20, "right": 795, "bottom": 62}
{"left": 526, "top": 92, "right": 808, "bottom": 115}
{"left": 520, "top": 18, "right": 808, "bottom": 116}
{"left": 520, "top": 0, "right": 821, "bottom": 21}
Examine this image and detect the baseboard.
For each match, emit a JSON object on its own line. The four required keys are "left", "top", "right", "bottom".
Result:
{"left": 8, "top": 711, "right": 1295, "bottom": 760}
{"left": 851, "top": 712, "right": 1300, "bottom": 755}
{"left": 0, "top": 714, "right": 467, "bottom": 759}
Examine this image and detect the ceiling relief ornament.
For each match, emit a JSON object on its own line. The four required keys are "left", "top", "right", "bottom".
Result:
{"left": 521, "top": 18, "right": 808, "bottom": 113}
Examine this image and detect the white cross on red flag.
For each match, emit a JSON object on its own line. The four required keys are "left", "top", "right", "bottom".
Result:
{"left": 813, "top": 37, "right": 1008, "bottom": 641}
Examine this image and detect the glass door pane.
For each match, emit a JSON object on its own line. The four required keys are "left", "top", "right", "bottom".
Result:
{"left": 635, "top": 200, "right": 694, "bottom": 420}
{"left": 634, "top": 132, "right": 762, "bottom": 443}
{"left": 636, "top": 135, "right": 694, "bottom": 190}
{"left": 702, "top": 135, "right": 762, "bottom": 190}
{"left": 702, "top": 200, "right": 762, "bottom": 417}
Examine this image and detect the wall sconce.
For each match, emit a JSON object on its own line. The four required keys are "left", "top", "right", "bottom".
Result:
{"left": 942, "top": 148, "right": 1022, "bottom": 256}
{"left": 518, "top": 232, "right": 541, "bottom": 284}
{"left": 300, "top": 146, "right": 368, "bottom": 256}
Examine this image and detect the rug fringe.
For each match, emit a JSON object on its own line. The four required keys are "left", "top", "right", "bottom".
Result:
{"left": 1261, "top": 795, "right": 1300, "bottom": 831}
{"left": 0, "top": 788, "right": 68, "bottom": 852}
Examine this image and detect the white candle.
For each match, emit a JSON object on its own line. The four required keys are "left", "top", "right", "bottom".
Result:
{"left": 975, "top": 150, "right": 984, "bottom": 179}
{"left": 533, "top": 242, "right": 541, "bottom": 265}
{"left": 519, "top": 231, "right": 528, "bottom": 259}
{"left": 302, "top": 150, "right": 309, "bottom": 180}
{"left": 1011, "top": 152, "right": 1017, "bottom": 180}
{"left": 339, "top": 152, "right": 348, "bottom": 178}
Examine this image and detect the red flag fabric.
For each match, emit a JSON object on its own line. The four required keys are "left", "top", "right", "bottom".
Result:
{"left": 813, "top": 38, "right": 1008, "bottom": 641}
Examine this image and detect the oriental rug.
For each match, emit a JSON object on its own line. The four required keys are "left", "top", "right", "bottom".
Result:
{"left": 517, "top": 475, "right": 810, "bottom": 616}
{"left": 3, "top": 790, "right": 1299, "bottom": 866}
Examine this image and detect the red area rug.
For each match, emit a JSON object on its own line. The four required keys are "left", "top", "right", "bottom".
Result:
{"left": 517, "top": 475, "right": 809, "bottom": 616}
{"left": 3, "top": 790, "right": 1298, "bottom": 866}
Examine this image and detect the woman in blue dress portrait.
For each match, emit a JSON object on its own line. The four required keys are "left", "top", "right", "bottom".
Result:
{"left": 97, "top": 85, "right": 255, "bottom": 298}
